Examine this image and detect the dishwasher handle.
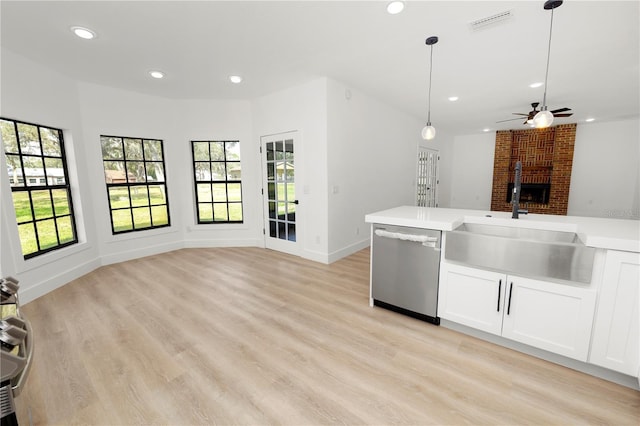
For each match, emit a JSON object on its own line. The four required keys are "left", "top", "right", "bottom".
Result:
{"left": 374, "top": 229, "right": 439, "bottom": 248}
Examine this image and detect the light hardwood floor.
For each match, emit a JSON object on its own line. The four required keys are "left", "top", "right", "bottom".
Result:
{"left": 15, "top": 247, "right": 640, "bottom": 425}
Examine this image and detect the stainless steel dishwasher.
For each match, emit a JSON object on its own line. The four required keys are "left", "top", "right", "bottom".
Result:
{"left": 371, "top": 224, "right": 441, "bottom": 324}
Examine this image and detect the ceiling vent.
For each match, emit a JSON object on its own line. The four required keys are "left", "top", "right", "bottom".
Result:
{"left": 469, "top": 10, "right": 513, "bottom": 31}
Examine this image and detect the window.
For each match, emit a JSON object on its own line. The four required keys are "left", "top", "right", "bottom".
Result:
{"left": 191, "top": 141, "right": 243, "bottom": 223}
{"left": 1, "top": 118, "right": 78, "bottom": 259}
{"left": 100, "top": 135, "right": 170, "bottom": 234}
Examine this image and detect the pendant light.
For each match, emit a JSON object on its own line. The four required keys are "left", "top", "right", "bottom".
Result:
{"left": 421, "top": 36, "right": 438, "bottom": 140}
{"left": 533, "top": 0, "right": 563, "bottom": 129}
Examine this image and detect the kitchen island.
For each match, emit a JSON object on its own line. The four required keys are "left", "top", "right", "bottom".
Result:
{"left": 365, "top": 206, "right": 640, "bottom": 389}
{"left": 365, "top": 206, "right": 640, "bottom": 253}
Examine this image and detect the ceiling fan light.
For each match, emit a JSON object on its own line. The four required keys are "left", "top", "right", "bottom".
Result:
{"left": 533, "top": 110, "right": 554, "bottom": 128}
{"left": 386, "top": 1, "right": 405, "bottom": 15}
{"left": 422, "top": 125, "right": 436, "bottom": 140}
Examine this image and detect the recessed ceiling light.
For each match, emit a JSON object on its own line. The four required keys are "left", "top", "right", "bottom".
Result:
{"left": 448, "top": 96, "right": 459, "bottom": 102}
{"left": 71, "top": 26, "right": 96, "bottom": 40}
{"left": 386, "top": 1, "right": 405, "bottom": 15}
{"left": 483, "top": 128, "right": 491, "bottom": 132}
{"left": 149, "top": 71, "right": 164, "bottom": 79}
{"left": 585, "top": 118, "right": 595, "bottom": 122}
{"left": 529, "top": 82, "right": 544, "bottom": 88}
{"left": 229, "top": 75, "right": 243, "bottom": 84}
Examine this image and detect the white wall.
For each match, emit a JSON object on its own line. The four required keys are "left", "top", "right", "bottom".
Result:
{"left": 77, "top": 84, "right": 261, "bottom": 263}
{"left": 447, "top": 132, "right": 495, "bottom": 210}
{"left": 76, "top": 82, "right": 185, "bottom": 265}
{"left": 176, "top": 98, "right": 261, "bottom": 248}
{"left": 326, "top": 79, "right": 424, "bottom": 260}
{"left": 569, "top": 118, "right": 640, "bottom": 219}
{"left": 251, "top": 78, "right": 329, "bottom": 262}
{"left": 0, "top": 48, "right": 100, "bottom": 303}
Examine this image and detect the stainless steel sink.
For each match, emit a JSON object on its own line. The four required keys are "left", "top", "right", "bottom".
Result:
{"left": 445, "top": 223, "right": 595, "bottom": 283}
{"left": 455, "top": 223, "right": 580, "bottom": 243}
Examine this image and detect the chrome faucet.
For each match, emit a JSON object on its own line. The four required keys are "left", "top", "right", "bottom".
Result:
{"left": 512, "top": 161, "right": 529, "bottom": 219}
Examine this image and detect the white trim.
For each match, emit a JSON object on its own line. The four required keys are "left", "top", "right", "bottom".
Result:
{"left": 327, "top": 238, "right": 370, "bottom": 264}
{"left": 183, "top": 238, "right": 262, "bottom": 248}
{"left": 19, "top": 257, "right": 101, "bottom": 304}
{"left": 100, "top": 241, "right": 184, "bottom": 266}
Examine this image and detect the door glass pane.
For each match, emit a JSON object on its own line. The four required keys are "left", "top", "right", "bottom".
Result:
{"left": 266, "top": 142, "right": 274, "bottom": 161}
{"left": 269, "top": 221, "right": 277, "bottom": 238}
{"left": 277, "top": 221, "right": 286, "bottom": 240}
{"left": 267, "top": 163, "right": 275, "bottom": 180}
{"left": 287, "top": 223, "right": 296, "bottom": 242}
{"left": 269, "top": 202, "right": 276, "bottom": 219}
{"left": 275, "top": 141, "right": 284, "bottom": 160}
{"left": 268, "top": 183, "right": 276, "bottom": 200}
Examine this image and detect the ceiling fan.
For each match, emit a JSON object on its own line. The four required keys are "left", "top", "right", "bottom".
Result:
{"left": 497, "top": 102, "right": 573, "bottom": 124}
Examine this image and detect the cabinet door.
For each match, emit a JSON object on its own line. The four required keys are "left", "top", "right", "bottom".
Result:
{"left": 590, "top": 250, "right": 640, "bottom": 375}
{"left": 502, "top": 276, "right": 596, "bottom": 362}
{"left": 438, "top": 262, "right": 505, "bottom": 335}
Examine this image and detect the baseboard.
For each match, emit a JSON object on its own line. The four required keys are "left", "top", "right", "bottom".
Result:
{"left": 19, "top": 257, "right": 101, "bottom": 304}
{"left": 183, "top": 238, "right": 262, "bottom": 249}
{"left": 327, "top": 238, "right": 370, "bottom": 264}
{"left": 100, "top": 241, "right": 184, "bottom": 266}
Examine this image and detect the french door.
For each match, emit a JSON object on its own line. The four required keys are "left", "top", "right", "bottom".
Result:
{"left": 261, "top": 132, "right": 300, "bottom": 256}
{"left": 417, "top": 147, "right": 439, "bottom": 207}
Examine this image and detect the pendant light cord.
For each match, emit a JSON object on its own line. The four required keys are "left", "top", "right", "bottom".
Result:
{"left": 427, "top": 44, "right": 433, "bottom": 124}
{"left": 541, "top": 8, "right": 555, "bottom": 110}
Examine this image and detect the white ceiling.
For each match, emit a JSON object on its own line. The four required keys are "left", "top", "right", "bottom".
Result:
{"left": 2, "top": 1, "right": 639, "bottom": 136}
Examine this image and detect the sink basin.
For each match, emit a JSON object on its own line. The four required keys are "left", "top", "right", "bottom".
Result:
{"left": 445, "top": 223, "right": 595, "bottom": 283}
{"left": 455, "top": 223, "right": 580, "bottom": 243}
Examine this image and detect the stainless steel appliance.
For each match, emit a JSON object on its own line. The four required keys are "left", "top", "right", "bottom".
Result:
{"left": 1, "top": 277, "right": 33, "bottom": 426}
{"left": 371, "top": 224, "right": 442, "bottom": 324}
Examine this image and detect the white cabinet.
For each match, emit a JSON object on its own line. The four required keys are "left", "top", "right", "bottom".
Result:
{"left": 590, "top": 250, "right": 640, "bottom": 376}
{"left": 438, "top": 264, "right": 505, "bottom": 335}
{"left": 439, "top": 262, "right": 597, "bottom": 361}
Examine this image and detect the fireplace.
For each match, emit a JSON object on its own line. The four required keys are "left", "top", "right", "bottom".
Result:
{"left": 506, "top": 183, "right": 551, "bottom": 205}
{"left": 491, "top": 124, "right": 576, "bottom": 215}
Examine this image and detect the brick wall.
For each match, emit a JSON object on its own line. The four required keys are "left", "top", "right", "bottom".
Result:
{"left": 490, "top": 123, "right": 576, "bottom": 215}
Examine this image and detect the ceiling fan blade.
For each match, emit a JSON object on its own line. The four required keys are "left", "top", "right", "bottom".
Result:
{"left": 512, "top": 113, "right": 529, "bottom": 116}
{"left": 550, "top": 107, "right": 571, "bottom": 114}
{"left": 553, "top": 113, "right": 573, "bottom": 117}
{"left": 496, "top": 117, "right": 525, "bottom": 123}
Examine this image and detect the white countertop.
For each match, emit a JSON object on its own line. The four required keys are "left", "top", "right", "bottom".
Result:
{"left": 365, "top": 206, "right": 640, "bottom": 253}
